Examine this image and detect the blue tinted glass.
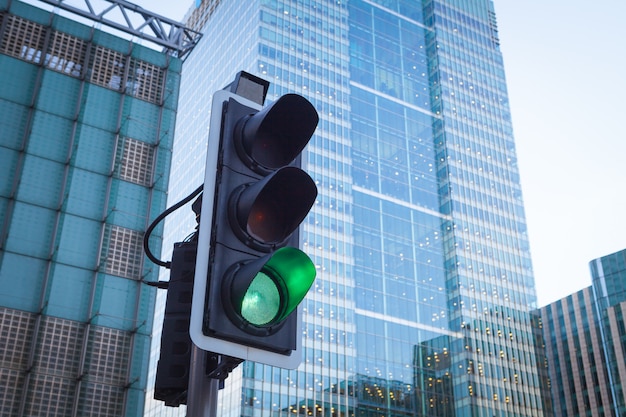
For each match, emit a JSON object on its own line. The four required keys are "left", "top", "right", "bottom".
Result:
{"left": 0, "top": 252, "right": 46, "bottom": 311}
{"left": 5, "top": 202, "right": 56, "bottom": 258}
{"left": 93, "top": 274, "right": 139, "bottom": 330}
{"left": 56, "top": 214, "right": 101, "bottom": 269}
{"left": 46, "top": 264, "right": 92, "bottom": 320}
{"left": 65, "top": 168, "right": 108, "bottom": 219}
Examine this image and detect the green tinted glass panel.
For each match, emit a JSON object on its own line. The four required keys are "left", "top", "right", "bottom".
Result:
{"left": 46, "top": 264, "right": 92, "bottom": 320}
{"left": 93, "top": 274, "right": 138, "bottom": 331}
{"left": 5, "top": 202, "right": 56, "bottom": 258}
{"left": 18, "top": 155, "right": 64, "bottom": 208}
{"left": 0, "top": 252, "right": 46, "bottom": 311}
{"left": 80, "top": 86, "right": 121, "bottom": 129}
{"left": 0, "top": 100, "right": 29, "bottom": 149}
{"left": 55, "top": 214, "right": 101, "bottom": 269}
{"left": 28, "top": 111, "right": 73, "bottom": 162}
{"left": 65, "top": 168, "right": 108, "bottom": 219}
{"left": 0, "top": 56, "right": 38, "bottom": 104}
{"left": 73, "top": 125, "right": 116, "bottom": 174}
{"left": 37, "top": 71, "right": 81, "bottom": 118}
{"left": 0, "top": 148, "right": 19, "bottom": 197}
{"left": 122, "top": 98, "right": 160, "bottom": 143}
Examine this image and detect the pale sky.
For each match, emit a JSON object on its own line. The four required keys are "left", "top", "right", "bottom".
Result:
{"left": 496, "top": 0, "right": 626, "bottom": 305}
{"left": 140, "top": 0, "right": 626, "bottom": 306}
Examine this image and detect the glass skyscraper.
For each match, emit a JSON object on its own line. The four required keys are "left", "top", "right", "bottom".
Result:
{"left": 535, "top": 248, "right": 626, "bottom": 417}
{"left": 590, "top": 249, "right": 626, "bottom": 417}
{"left": 0, "top": 1, "right": 196, "bottom": 415}
{"left": 535, "top": 288, "right": 611, "bottom": 417}
{"left": 155, "top": 0, "right": 542, "bottom": 415}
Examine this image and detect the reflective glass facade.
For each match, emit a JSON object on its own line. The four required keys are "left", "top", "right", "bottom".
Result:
{"left": 153, "top": 0, "right": 542, "bottom": 416}
{"left": 0, "top": 1, "right": 181, "bottom": 415}
{"left": 535, "top": 288, "right": 611, "bottom": 417}
{"left": 535, "top": 249, "right": 626, "bottom": 417}
{"left": 591, "top": 250, "right": 626, "bottom": 417}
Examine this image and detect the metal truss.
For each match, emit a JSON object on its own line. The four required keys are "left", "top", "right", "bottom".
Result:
{"left": 38, "top": 0, "right": 202, "bottom": 59}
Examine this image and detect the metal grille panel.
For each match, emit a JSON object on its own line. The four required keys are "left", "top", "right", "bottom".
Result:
{"left": 34, "top": 316, "right": 85, "bottom": 378}
{"left": 102, "top": 225, "right": 144, "bottom": 279}
{"left": 0, "top": 14, "right": 46, "bottom": 61}
{"left": 119, "top": 137, "right": 155, "bottom": 186}
{"left": 0, "top": 307, "right": 35, "bottom": 368}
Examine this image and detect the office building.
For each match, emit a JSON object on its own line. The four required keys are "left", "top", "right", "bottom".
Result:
{"left": 535, "top": 248, "right": 626, "bottom": 416}
{"left": 0, "top": 1, "right": 199, "bottom": 415}
{"left": 156, "top": 0, "right": 542, "bottom": 415}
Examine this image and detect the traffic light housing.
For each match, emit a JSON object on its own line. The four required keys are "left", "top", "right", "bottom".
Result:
{"left": 190, "top": 76, "right": 318, "bottom": 368}
{"left": 154, "top": 241, "right": 196, "bottom": 406}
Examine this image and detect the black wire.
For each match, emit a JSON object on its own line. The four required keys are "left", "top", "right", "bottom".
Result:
{"left": 142, "top": 280, "right": 170, "bottom": 289}
{"left": 143, "top": 184, "right": 204, "bottom": 269}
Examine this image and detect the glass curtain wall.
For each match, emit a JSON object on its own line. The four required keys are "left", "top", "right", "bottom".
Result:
{"left": 591, "top": 250, "right": 626, "bottom": 416}
{"left": 153, "top": 0, "right": 542, "bottom": 416}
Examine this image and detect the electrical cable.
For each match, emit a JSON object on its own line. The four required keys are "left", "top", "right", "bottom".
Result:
{"left": 143, "top": 184, "right": 204, "bottom": 269}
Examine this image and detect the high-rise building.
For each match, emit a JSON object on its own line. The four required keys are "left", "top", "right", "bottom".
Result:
{"left": 590, "top": 249, "right": 626, "bottom": 417}
{"left": 156, "top": 0, "right": 542, "bottom": 415}
{"left": 0, "top": 1, "right": 199, "bottom": 415}
{"left": 535, "top": 248, "right": 626, "bottom": 417}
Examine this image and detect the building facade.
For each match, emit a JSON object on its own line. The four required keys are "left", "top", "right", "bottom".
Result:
{"left": 153, "top": 0, "right": 542, "bottom": 416}
{"left": 591, "top": 249, "right": 626, "bottom": 417}
{"left": 536, "top": 248, "right": 626, "bottom": 417}
{"left": 0, "top": 1, "right": 192, "bottom": 415}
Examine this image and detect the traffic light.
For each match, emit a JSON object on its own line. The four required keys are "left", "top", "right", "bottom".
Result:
{"left": 190, "top": 75, "right": 318, "bottom": 368}
{"left": 154, "top": 241, "right": 196, "bottom": 406}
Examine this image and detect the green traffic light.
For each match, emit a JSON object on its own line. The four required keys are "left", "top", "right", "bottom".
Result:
{"left": 201, "top": 87, "right": 319, "bottom": 361}
{"left": 241, "top": 271, "right": 280, "bottom": 325}
{"left": 232, "top": 247, "right": 316, "bottom": 328}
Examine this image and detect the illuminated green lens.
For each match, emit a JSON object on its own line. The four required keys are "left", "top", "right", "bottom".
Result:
{"left": 263, "top": 247, "right": 315, "bottom": 322}
{"left": 241, "top": 272, "right": 280, "bottom": 325}
{"left": 235, "top": 248, "right": 316, "bottom": 328}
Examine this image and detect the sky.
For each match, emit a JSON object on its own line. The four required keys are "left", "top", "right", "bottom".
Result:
{"left": 495, "top": 0, "right": 626, "bottom": 305}
{"left": 137, "top": 0, "right": 626, "bottom": 306}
